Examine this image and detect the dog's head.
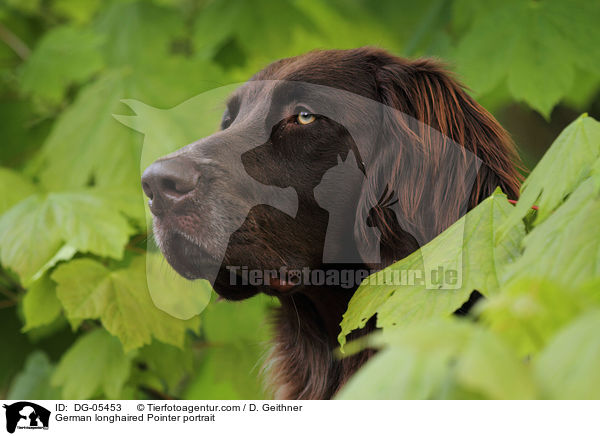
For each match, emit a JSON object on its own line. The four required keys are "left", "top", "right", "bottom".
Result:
{"left": 141, "top": 47, "right": 521, "bottom": 300}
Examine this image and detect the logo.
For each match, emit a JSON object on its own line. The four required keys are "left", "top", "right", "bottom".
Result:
{"left": 2, "top": 402, "right": 50, "bottom": 434}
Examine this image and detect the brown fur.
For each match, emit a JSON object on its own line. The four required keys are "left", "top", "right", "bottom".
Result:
{"left": 258, "top": 49, "right": 520, "bottom": 399}
{"left": 142, "top": 47, "right": 522, "bottom": 399}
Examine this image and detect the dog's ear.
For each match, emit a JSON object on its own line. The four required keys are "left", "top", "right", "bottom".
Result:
{"left": 355, "top": 57, "right": 522, "bottom": 267}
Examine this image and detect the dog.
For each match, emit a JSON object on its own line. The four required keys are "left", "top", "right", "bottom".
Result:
{"left": 141, "top": 47, "right": 521, "bottom": 399}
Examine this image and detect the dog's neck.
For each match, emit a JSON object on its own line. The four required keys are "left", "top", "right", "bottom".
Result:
{"left": 268, "top": 283, "right": 374, "bottom": 399}
{"left": 265, "top": 190, "right": 379, "bottom": 399}
{"left": 299, "top": 284, "right": 355, "bottom": 347}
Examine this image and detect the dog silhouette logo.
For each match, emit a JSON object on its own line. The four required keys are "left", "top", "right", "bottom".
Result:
{"left": 3, "top": 402, "right": 50, "bottom": 433}
{"left": 314, "top": 152, "right": 382, "bottom": 264}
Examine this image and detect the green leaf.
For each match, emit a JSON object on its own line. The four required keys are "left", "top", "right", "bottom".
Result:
{"left": 339, "top": 189, "right": 524, "bottom": 347}
{"left": 564, "top": 70, "right": 600, "bottom": 110}
{"left": 7, "top": 351, "right": 60, "bottom": 400}
{"left": 337, "top": 319, "right": 535, "bottom": 399}
{"left": 288, "top": 0, "right": 401, "bottom": 57}
{"left": 21, "top": 2, "right": 224, "bottom": 201}
{"left": 95, "top": 1, "right": 182, "bottom": 68}
{"left": 0, "top": 98, "right": 51, "bottom": 166}
{"left": 454, "top": 0, "right": 600, "bottom": 117}
{"left": 0, "top": 196, "right": 62, "bottom": 284}
{"left": 0, "top": 167, "right": 37, "bottom": 215}
{"left": 539, "top": 0, "right": 600, "bottom": 74}
{"left": 0, "top": 191, "right": 134, "bottom": 284}
{"left": 94, "top": 187, "right": 146, "bottom": 228}
{"left": 52, "top": 256, "right": 200, "bottom": 351}
{"left": 193, "top": 0, "right": 316, "bottom": 61}
{"left": 48, "top": 192, "right": 135, "bottom": 258}
{"left": 52, "top": 329, "right": 132, "bottom": 399}
{"left": 454, "top": 327, "right": 535, "bottom": 400}
{"left": 136, "top": 340, "right": 194, "bottom": 391}
{"left": 27, "top": 71, "right": 144, "bottom": 191}
{"left": 500, "top": 114, "right": 600, "bottom": 233}
{"left": 20, "top": 26, "right": 104, "bottom": 106}
{"left": 480, "top": 278, "right": 600, "bottom": 357}
{"left": 535, "top": 310, "right": 600, "bottom": 399}
{"left": 21, "top": 274, "right": 62, "bottom": 332}
{"left": 503, "top": 176, "right": 600, "bottom": 287}
{"left": 505, "top": 12, "right": 574, "bottom": 118}
{"left": 28, "top": 60, "right": 224, "bottom": 193}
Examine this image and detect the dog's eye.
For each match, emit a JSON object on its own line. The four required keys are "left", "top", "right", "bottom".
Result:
{"left": 296, "top": 110, "right": 316, "bottom": 125}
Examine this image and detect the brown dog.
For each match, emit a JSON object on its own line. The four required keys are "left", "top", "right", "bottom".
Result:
{"left": 142, "top": 47, "right": 521, "bottom": 399}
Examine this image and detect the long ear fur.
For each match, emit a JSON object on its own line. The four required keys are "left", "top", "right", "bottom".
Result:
{"left": 356, "top": 54, "right": 522, "bottom": 267}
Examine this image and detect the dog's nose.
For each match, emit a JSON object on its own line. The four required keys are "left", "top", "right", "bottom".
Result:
{"left": 142, "top": 158, "right": 199, "bottom": 211}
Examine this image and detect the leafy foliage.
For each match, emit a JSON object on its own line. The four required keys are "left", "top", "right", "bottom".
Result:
{"left": 337, "top": 114, "right": 600, "bottom": 399}
{"left": 21, "top": 275, "right": 62, "bottom": 332}
{"left": 0, "top": 168, "right": 36, "bottom": 215}
{"left": 501, "top": 114, "right": 600, "bottom": 228}
{"left": 339, "top": 189, "right": 524, "bottom": 347}
{"left": 479, "top": 278, "right": 600, "bottom": 356}
{"left": 135, "top": 341, "right": 194, "bottom": 393}
{"left": 0, "top": 191, "right": 135, "bottom": 284}
{"left": 51, "top": 329, "right": 132, "bottom": 399}
{"left": 0, "top": 0, "right": 599, "bottom": 400}
{"left": 453, "top": 0, "right": 600, "bottom": 117}
{"left": 534, "top": 310, "right": 600, "bottom": 399}
{"left": 338, "top": 320, "right": 535, "bottom": 400}
{"left": 52, "top": 256, "right": 200, "bottom": 351}
{"left": 20, "top": 26, "right": 104, "bottom": 107}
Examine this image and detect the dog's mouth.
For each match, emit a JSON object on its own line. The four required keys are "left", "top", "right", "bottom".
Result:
{"left": 155, "top": 214, "right": 300, "bottom": 293}
{"left": 162, "top": 231, "right": 221, "bottom": 280}
{"left": 266, "top": 275, "right": 297, "bottom": 294}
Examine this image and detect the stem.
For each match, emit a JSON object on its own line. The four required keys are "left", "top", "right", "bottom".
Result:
{"left": 0, "top": 22, "right": 31, "bottom": 60}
